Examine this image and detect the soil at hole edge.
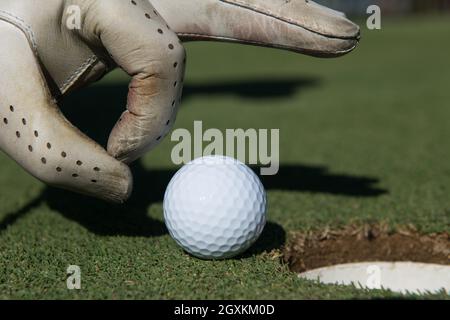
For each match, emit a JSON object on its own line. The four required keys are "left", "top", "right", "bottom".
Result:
{"left": 283, "top": 223, "right": 449, "bottom": 273}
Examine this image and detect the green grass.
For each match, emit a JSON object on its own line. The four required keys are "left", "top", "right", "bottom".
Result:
{"left": 0, "top": 15, "right": 449, "bottom": 299}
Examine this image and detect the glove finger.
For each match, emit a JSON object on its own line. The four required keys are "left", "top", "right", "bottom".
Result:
{"left": 151, "top": 0, "right": 360, "bottom": 57}
{"left": 0, "top": 21, "right": 132, "bottom": 203}
{"left": 80, "top": 0, "right": 186, "bottom": 164}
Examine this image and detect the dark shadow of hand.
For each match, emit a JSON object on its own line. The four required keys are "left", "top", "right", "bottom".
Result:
{"left": 0, "top": 77, "right": 387, "bottom": 257}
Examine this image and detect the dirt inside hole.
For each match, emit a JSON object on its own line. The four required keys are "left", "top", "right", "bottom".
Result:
{"left": 283, "top": 223, "right": 449, "bottom": 273}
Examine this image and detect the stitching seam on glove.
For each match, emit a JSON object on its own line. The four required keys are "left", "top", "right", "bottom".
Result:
{"left": 177, "top": 33, "right": 357, "bottom": 56}
{"left": 0, "top": 10, "right": 37, "bottom": 53}
{"left": 60, "top": 55, "right": 99, "bottom": 93}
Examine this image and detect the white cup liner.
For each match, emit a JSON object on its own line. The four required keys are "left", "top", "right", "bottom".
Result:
{"left": 298, "top": 261, "right": 450, "bottom": 295}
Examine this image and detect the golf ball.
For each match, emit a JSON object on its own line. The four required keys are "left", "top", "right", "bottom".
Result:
{"left": 163, "top": 155, "right": 267, "bottom": 259}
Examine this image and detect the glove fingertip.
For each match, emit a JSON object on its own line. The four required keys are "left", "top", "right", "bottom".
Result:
{"left": 107, "top": 162, "right": 134, "bottom": 204}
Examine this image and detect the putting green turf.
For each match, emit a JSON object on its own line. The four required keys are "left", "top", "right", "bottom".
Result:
{"left": 0, "top": 15, "right": 449, "bottom": 299}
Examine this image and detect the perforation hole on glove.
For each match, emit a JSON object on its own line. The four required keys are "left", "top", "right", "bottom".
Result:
{"left": 3, "top": 102, "right": 105, "bottom": 187}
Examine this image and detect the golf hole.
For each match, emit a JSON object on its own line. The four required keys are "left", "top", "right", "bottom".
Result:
{"left": 298, "top": 262, "right": 450, "bottom": 294}
{"left": 283, "top": 224, "right": 449, "bottom": 294}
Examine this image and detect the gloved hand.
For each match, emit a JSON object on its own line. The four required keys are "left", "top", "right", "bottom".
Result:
{"left": 0, "top": 0, "right": 359, "bottom": 203}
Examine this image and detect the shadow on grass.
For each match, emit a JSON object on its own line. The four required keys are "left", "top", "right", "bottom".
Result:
{"left": 0, "top": 78, "right": 386, "bottom": 256}
{"left": 259, "top": 165, "right": 386, "bottom": 197}
{"left": 0, "top": 163, "right": 385, "bottom": 246}
{"left": 183, "top": 77, "right": 320, "bottom": 100}
{"left": 59, "top": 77, "right": 320, "bottom": 146}
{"left": 241, "top": 222, "right": 286, "bottom": 258}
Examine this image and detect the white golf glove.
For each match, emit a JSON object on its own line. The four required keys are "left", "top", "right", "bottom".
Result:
{"left": 0, "top": 0, "right": 359, "bottom": 203}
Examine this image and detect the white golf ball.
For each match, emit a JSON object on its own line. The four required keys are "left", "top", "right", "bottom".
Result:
{"left": 163, "top": 155, "right": 267, "bottom": 259}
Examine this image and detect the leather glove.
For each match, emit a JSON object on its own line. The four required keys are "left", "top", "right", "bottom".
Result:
{"left": 0, "top": 0, "right": 359, "bottom": 203}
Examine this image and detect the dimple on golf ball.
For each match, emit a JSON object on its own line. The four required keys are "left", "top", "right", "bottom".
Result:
{"left": 163, "top": 155, "right": 267, "bottom": 259}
